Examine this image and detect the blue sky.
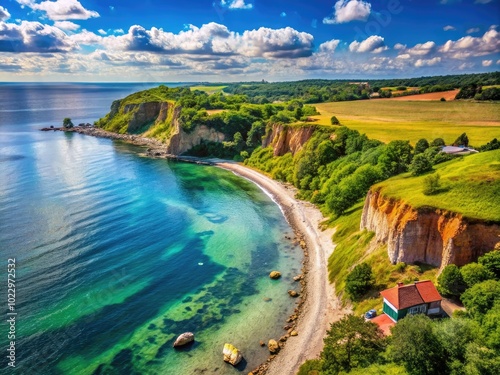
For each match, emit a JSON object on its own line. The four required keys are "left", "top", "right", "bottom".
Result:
{"left": 0, "top": 0, "right": 499, "bottom": 81}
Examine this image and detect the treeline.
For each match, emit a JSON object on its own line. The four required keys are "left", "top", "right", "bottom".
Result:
{"left": 455, "top": 83, "right": 500, "bottom": 101}
{"left": 245, "top": 128, "right": 482, "bottom": 217}
{"left": 298, "top": 250, "right": 500, "bottom": 375}
{"left": 219, "top": 72, "right": 500, "bottom": 103}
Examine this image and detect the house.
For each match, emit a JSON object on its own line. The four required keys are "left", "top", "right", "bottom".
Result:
{"left": 441, "top": 145, "right": 478, "bottom": 155}
{"left": 380, "top": 280, "right": 442, "bottom": 322}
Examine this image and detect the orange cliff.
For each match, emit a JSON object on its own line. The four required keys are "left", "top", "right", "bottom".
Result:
{"left": 360, "top": 189, "right": 500, "bottom": 269}
{"left": 262, "top": 124, "right": 315, "bottom": 156}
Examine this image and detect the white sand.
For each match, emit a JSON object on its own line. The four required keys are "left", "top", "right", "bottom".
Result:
{"left": 216, "top": 162, "right": 350, "bottom": 375}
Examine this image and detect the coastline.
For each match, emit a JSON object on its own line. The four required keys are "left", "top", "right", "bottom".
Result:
{"left": 46, "top": 126, "right": 348, "bottom": 374}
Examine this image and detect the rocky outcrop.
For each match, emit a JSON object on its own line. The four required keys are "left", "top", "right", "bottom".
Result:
{"left": 360, "top": 189, "right": 500, "bottom": 269}
{"left": 165, "top": 120, "right": 225, "bottom": 155}
{"left": 223, "top": 343, "right": 243, "bottom": 366}
{"left": 262, "top": 124, "right": 315, "bottom": 156}
{"left": 173, "top": 332, "right": 194, "bottom": 347}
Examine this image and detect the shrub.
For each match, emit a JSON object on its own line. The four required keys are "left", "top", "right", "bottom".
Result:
{"left": 330, "top": 115, "right": 340, "bottom": 125}
{"left": 460, "top": 263, "right": 495, "bottom": 288}
{"left": 422, "top": 173, "right": 441, "bottom": 195}
{"left": 440, "top": 97, "right": 446, "bottom": 102}
{"left": 409, "top": 154, "right": 433, "bottom": 176}
{"left": 63, "top": 117, "right": 74, "bottom": 128}
{"left": 346, "top": 262, "right": 374, "bottom": 300}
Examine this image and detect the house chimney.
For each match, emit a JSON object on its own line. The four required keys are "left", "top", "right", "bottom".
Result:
{"left": 397, "top": 282, "right": 404, "bottom": 288}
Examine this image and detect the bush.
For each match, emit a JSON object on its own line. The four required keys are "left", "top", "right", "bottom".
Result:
{"left": 422, "top": 173, "right": 441, "bottom": 195}
{"left": 478, "top": 250, "right": 500, "bottom": 279}
{"left": 453, "top": 132, "right": 469, "bottom": 147}
{"left": 63, "top": 117, "right": 74, "bottom": 128}
{"left": 438, "top": 264, "right": 467, "bottom": 297}
{"left": 414, "top": 138, "right": 430, "bottom": 154}
{"left": 330, "top": 115, "right": 340, "bottom": 125}
{"left": 440, "top": 97, "right": 446, "bottom": 102}
{"left": 346, "top": 262, "right": 374, "bottom": 300}
{"left": 460, "top": 262, "right": 495, "bottom": 288}
{"left": 409, "top": 154, "right": 433, "bottom": 176}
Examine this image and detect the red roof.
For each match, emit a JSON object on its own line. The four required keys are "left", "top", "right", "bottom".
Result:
{"left": 380, "top": 280, "right": 441, "bottom": 310}
{"left": 371, "top": 314, "right": 396, "bottom": 336}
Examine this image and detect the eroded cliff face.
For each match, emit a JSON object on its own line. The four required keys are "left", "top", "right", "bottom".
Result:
{"left": 166, "top": 120, "right": 225, "bottom": 155}
{"left": 360, "top": 189, "right": 500, "bottom": 269}
{"left": 262, "top": 124, "right": 315, "bottom": 156}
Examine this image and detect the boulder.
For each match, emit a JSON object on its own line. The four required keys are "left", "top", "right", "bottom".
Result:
{"left": 268, "top": 339, "right": 279, "bottom": 354}
{"left": 269, "top": 271, "right": 281, "bottom": 279}
{"left": 223, "top": 343, "right": 243, "bottom": 366}
{"left": 173, "top": 332, "right": 194, "bottom": 347}
{"left": 290, "top": 331, "right": 298, "bottom": 336}
{"left": 288, "top": 290, "right": 299, "bottom": 297}
{"left": 293, "top": 274, "right": 303, "bottom": 281}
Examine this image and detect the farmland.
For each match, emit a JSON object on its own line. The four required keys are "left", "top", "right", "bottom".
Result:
{"left": 312, "top": 100, "right": 500, "bottom": 146}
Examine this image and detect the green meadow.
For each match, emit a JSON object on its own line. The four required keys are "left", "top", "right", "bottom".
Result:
{"left": 189, "top": 85, "right": 227, "bottom": 94}
{"left": 373, "top": 150, "right": 500, "bottom": 222}
{"left": 313, "top": 100, "right": 500, "bottom": 146}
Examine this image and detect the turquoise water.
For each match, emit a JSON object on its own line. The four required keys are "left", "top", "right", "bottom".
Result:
{"left": 0, "top": 84, "right": 302, "bottom": 374}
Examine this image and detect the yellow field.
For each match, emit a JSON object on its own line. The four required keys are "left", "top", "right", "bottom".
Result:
{"left": 189, "top": 85, "right": 227, "bottom": 94}
{"left": 312, "top": 100, "right": 500, "bottom": 146}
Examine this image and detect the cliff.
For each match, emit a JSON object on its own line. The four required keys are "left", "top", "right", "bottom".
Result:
{"left": 360, "top": 189, "right": 500, "bottom": 269}
{"left": 262, "top": 124, "right": 315, "bottom": 156}
{"left": 97, "top": 100, "right": 225, "bottom": 155}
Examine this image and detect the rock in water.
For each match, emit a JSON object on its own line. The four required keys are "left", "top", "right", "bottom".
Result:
{"left": 288, "top": 290, "right": 299, "bottom": 297}
{"left": 173, "top": 332, "right": 195, "bottom": 347}
{"left": 269, "top": 271, "right": 281, "bottom": 279}
{"left": 268, "top": 339, "right": 279, "bottom": 353}
{"left": 223, "top": 343, "right": 243, "bottom": 366}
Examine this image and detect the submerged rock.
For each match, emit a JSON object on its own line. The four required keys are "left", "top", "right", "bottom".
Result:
{"left": 223, "top": 343, "right": 243, "bottom": 366}
{"left": 173, "top": 332, "right": 195, "bottom": 347}
{"left": 288, "top": 290, "right": 299, "bottom": 297}
{"left": 269, "top": 271, "right": 281, "bottom": 279}
{"left": 293, "top": 274, "right": 303, "bottom": 281}
{"left": 268, "top": 339, "right": 279, "bottom": 354}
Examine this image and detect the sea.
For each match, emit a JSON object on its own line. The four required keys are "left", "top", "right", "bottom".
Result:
{"left": 0, "top": 83, "right": 303, "bottom": 374}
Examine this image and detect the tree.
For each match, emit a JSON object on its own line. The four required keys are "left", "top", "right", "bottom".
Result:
{"left": 422, "top": 173, "right": 441, "bottom": 195}
{"left": 63, "top": 117, "right": 74, "bottom": 128}
{"left": 330, "top": 115, "right": 340, "bottom": 125}
{"left": 430, "top": 138, "right": 445, "bottom": 147}
{"left": 460, "top": 262, "right": 495, "bottom": 288}
{"left": 464, "top": 343, "right": 500, "bottom": 375}
{"left": 409, "top": 154, "right": 433, "bottom": 176}
{"left": 346, "top": 262, "right": 375, "bottom": 300}
{"left": 461, "top": 279, "right": 500, "bottom": 320}
{"left": 389, "top": 315, "right": 447, "bottom": 375}
{"left": 478, "top": 250, "right": 500, "bottom": 279}
{"left": 437, "top": 264, "right": 467, "bottom": 297}
{"left": 414, "top": 138, "right": 430, "bottom": 154}
{"left": 322, "top": 314, "right": 385, "bottom": 374}
{"left": 378, "top": 140, "right": 413, "bottom": 176}
{"left": 434, "top": 318, "right": 481, "bottom": 367}
{"left": 453, "top": 132, "right": 469, "bottom": 147}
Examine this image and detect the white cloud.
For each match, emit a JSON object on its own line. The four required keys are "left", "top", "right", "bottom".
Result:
{"left": 219, "top": 0, "right": 253, "bottom": 10}
{"left": 443, "top": 25, "right": 455, "bottom": 31}
{"left": 319, "top": 39, "right": 340, "bottom": 53}
{"left": 0, "top": 20, "right": 75, "bottom": 52}
{"left": 98, "top": 29, "right": 106, "bottom": 35}
{"left": 394, "top": 43, "right": 406, "bottom": 50}
{"left": 54, "top": 20, "right": 80, "bottom": 31}
{"left": 323, "top": 0, "right": 371, "bottom": 24}
{"left": 406, "top": 41, "right": 436, "bottom": 56}
{"left": 349, "top": 35, "right": 387, "bottom": 53}
{"left": 466, "top": 27, "right": 480, "bottom": 34}
{"left": 0, "top": 6, "right": 11, "bottom": 21}
{"left": 396, "top": 53, "right": 410, "bottom": 59}
{"left": 16, "top": 0, "right": 99, "bottom": 21}
{"left": 415, "top": 57, "right": 441, "bottom": 67}
{"left": 114, "top": 28, "right": 124, "bottom": 34}
{"left": 482, "top": 59, "right": 493, "bottom": 66}
{"left": 440, "top": 28, "right": 500, "bottom": 58}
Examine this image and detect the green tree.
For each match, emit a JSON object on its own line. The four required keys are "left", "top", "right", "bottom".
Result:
{"left": 346, "top": 262, "right": 374, "bottom": 300}
{"left": 63, "top": 117, "right": 74, "bottom": 128}
{"left": 464, "top": 343, "right": 500, "bottom": 375}
{"left": 389, "top": 315, "right": 447, "bottom": 375}
{"left": 453, "top": 132, "right": 469, "bottom": 147}
{"left": 322, "top": 315, "right": 385, "bottom": 374}
{"left": 482, "top": 300, "right": 500, "bottom": 351}
{"left": 430, "top": 138, "right": 445, "bottom": 147}
{"left": 414, "top": 138, "right": 430, "bottom": 154}
{"left": 478, "top": 250, "right": 500, "bottom": 279}
{"left": 378, "top": 140, "right": 413, "bottom": 176}
{"left": 461, "top": 279, "right": 500, "bottom": 320}
{"left": 437, "top": 264, "right": 467, "bottom": 297}
{"left": 460, "top": 263, "right": 494, "bottom": 288}
{"left": 409, "top": 154, "right": 433, "bottom": 176}
{"left": 330, "top": 115, "right": 340, "bottom": 125}
{"left": 422, "top": 173, "right": 441, "bottom": 195}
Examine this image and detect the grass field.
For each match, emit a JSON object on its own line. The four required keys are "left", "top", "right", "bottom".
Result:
{"left": 189, "top": 85, "right": 227, "bottom": 94}
{"left": 312, "top": 100, "right": 500, "bottom": 146}
{"left": 373, "top": 150, "right": 500, "bottom": 222}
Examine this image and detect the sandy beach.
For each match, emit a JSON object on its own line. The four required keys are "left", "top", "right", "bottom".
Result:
{"left": 217, "top": 162, "right": 349, "bottom": 375}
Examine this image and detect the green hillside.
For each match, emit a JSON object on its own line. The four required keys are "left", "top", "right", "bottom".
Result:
{"left": 373, "top": 150, "right": 500, "bottom": 222}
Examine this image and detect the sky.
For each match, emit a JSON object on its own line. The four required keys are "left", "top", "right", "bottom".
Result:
{"left": 0, "top": 0, "right": 499, "bottom": 82}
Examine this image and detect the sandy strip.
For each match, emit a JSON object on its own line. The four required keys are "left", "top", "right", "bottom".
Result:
{"left": 216, "top": 162, "right": 349, "bottom": 375}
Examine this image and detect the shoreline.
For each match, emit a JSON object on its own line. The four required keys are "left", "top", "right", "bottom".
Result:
{"left": 44, "top": 126, "right": 348, "bottom": 374}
